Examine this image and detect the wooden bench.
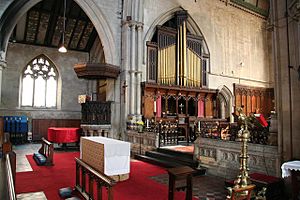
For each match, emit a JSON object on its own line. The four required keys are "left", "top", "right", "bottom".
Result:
{"left": 33, "top": 138, "right": 54, "bottom": 166}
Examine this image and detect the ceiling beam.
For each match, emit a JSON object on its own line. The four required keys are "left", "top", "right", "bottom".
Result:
{"left": 44, "top": 0, "right": 61, "bottom": 46}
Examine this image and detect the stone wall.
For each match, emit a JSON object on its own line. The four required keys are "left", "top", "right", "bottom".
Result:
{"left": 0, "top": 43, "right": 89, "bottom": 131}
{"left": 143, "top": 0, "right": 273, "bottom": 92}
{"left": 194, "top": 137, "right": 280, "bottom": 178}
{"left": 127, "top": 130, "right": 158, "bottom": 155}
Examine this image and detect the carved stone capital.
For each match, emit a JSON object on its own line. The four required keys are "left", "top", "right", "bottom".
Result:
{"left": 0, "top": 60, "right": 7, "bottom": 70}
{"left": 136, "top": 22, "right": 144, "bottom": 30}
{"left": 0, "top": 51, "right": 7, "bottom": 69}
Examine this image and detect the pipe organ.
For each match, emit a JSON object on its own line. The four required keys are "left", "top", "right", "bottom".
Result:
{"left": 144, "top": 10, "right": 213, "bottom": 119}
{"left": 147, "top": 10, "right": 206, "bottom": 88}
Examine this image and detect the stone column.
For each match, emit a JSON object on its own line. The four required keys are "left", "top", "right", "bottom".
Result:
{"left": 129, "top": 22, "right": 136, "bottom": 115}
{"left": 121, "top": 20, "right": 131, "bottom": 121}
{"left": 0, "top": 55, "right": 7, "bottom": 104}
{"left": 136, "top": 22, "right": 143, "bottom": 115}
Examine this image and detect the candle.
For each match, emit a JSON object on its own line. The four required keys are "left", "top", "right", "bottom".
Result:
{"left": 154, "top": 100, "right": 157, "bottom": 113}
{"left": 146, "top": 119, "right": 149, "bottom": 128}
{"left": 198, "top": 121, "right": 201, "bottom": 132}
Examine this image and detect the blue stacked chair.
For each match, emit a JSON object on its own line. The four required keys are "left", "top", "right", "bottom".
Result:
{"left": 3, "top": 116, "right": 28, "bottom": 144}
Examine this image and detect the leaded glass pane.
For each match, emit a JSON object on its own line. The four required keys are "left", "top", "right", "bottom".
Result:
{"left": 34, "top": 75, "right": 46, "bottom": 107}
{"left": 21, "top": 75, "right": 34, "bottom": 106}
{"left": 46, "top": 77, "right": 57, "bottom": 107}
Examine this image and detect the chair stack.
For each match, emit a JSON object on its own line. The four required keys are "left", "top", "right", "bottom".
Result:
{"left": 4, "top": 116, "right": 28, "bottom": 144}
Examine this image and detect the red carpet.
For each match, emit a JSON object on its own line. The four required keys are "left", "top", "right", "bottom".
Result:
{"left": 16, "top": 152, "right": 195, "bottom": 200}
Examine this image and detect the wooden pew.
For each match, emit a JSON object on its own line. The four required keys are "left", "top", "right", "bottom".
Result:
{"left": 35, "top": 137, "right": 54, "bottom": 166}
{"left": 75, "top": 158, "right": 115, "bottom": 200}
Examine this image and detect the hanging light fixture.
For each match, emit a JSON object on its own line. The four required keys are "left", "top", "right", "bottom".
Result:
{"left": 58, "top": 0, "right": 67, "bottom": 53}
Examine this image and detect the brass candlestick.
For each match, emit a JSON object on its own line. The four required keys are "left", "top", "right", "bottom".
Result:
{"left": 227, "top": 107, "right": 252, "bottom": 199}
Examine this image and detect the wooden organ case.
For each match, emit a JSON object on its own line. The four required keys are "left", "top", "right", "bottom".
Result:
{"left": 142, "top": 10, "right": 219, "bottom": 143}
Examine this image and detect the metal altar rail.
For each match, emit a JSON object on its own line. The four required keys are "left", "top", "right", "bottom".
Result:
{"left": 81, "top": 101, "right": 111, "bottom": 125}
{"left": 75, "top": 157, "right": 115, "bottom": 200}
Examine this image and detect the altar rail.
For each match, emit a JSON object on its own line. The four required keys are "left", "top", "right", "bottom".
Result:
{"left": 194, "top": 137, "right": 280, "bottom": 178}
{"left": 75, "top": 158, "right": 115, "bottom": 200}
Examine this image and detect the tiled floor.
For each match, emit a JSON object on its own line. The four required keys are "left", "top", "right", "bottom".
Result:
{"left": 150, "top": 173, "right": 228, "bottom": 200}
{"left": 14, "top": 143, "right": 230, "bottom": 200}
{"left": 14, "top": 143, "right": 48, "bottom": 200}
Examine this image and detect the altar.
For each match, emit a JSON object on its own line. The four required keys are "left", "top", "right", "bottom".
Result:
{"left": 47, "top": 127, "right": 80, "bottom": 144}
{"left": 80, "top": 136, "right": 130, "bottom": 181}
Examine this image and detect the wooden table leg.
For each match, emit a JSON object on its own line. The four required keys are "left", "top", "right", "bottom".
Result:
{"left": 186, "top": 174, "right": 193, "bottom": 200}
{"left": 168, "top": 174, "right": 175, "bottom": 200}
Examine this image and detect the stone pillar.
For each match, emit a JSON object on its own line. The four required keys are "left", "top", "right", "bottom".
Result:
{"left": 0, "top": 55, "right": 7, "bottom": 104}
{"left": 129, "top": 22, "right": 136, "bottom": 115}
{"left": 136, "top": 22, "right": 143, "bottom": 115}
{"left": 121, "top": 20, "right": 131, "bottom": 124}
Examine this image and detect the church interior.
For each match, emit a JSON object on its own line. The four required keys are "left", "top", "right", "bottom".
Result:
{"left": 0, "top": 0, "right": 300, "bottom": 199}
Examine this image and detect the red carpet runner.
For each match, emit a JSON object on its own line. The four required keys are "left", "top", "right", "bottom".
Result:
{"left": 16, "top": 152, "right": 195, "bottom": 200}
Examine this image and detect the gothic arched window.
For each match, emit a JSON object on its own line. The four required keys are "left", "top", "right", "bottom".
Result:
{"left": 21, "top": 55, "right": 58, "bottom": 108}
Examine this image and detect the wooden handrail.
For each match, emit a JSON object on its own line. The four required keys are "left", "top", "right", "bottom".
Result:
{"left": 6, "top": 153, "right": 16, "bottom": 200}
{"left": 75, "top": 157, "right": 115, "bottom": 200}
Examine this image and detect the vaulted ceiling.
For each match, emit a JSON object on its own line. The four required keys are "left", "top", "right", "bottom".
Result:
{"left": 10, "top": 0, "right": 98, "bottom": 52}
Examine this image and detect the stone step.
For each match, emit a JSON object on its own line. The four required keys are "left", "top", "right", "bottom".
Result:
{"left": 134, "top": 154, "right": 181, "bottom": 168}
{"left": 145, "top": 151, "right": 198, "bottom": 168}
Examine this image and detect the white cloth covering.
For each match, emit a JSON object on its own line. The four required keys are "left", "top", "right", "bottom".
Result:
{"left": 281, "top": 160, "right": 300, "bottom": 178}
{"left": 81, "top": 136, "right": 130, "bottom": 176}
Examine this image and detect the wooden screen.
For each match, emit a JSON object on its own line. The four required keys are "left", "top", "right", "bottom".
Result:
{"left": 234, "top": 84, "right": 274, "bottom": 117}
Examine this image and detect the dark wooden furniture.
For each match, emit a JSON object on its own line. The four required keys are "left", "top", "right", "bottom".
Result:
{"left": 74, "top": 63, "right": 120, "bottom": 79}
{"left": 0, "top": 114, "right": 16, "bottom": 200}
{"left": 32, "top": 119, "right": 81, "bottom": 141}
{"left": 75, "top": 157, "right": 115, "bottom": 200}
{"left": 37, "top": 138, "right": 54, "bottom": 166}
{"left": 81, "top": 101, "right": 111, "bottom": 125}
{"left": 234, "top": 83, "right": 274, "bottom": 118}
{"left": 291, "top": 171, "right": 300, "bottom": 200}
{"left": 167, "top": 166, "right": 195, "bottom": 200}
{"left": 229, "top": 184, "right": 256, "bottom": 200}
{"left": 225, "top": 173, "right": 284, "bottom": 200}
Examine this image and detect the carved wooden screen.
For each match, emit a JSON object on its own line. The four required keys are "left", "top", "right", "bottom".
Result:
{"left": 234, "top": 84, "right": 274, "bottom": 117}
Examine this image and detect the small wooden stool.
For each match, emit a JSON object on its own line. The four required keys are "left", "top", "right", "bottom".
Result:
{"left": 167, "top": 166, "right": 195, "bottom": 200}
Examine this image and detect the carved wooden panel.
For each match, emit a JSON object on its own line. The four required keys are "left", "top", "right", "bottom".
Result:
{"left": 32, "top": 119, "right": 81, "bottom": 141}
{"left": 234, "top": 84, "right": 274, "bottom": 117}
{"left": 141, "top": 82, "right": 218, "bottom": 119}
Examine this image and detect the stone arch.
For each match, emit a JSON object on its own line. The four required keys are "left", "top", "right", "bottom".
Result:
{"left": 0, "top": 0, "right": 116, "bottom": 65}
{"left": 217, "top": 85, "right": 234, "bottom": 121}
{"left": 143, "top": 7, "right": 210, "bottom": 64}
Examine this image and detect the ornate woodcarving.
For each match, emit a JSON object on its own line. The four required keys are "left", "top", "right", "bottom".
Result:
{"left": 81, "top": 101, "right": 111, "bottom": 125}
{"left": 74, "top": 63, "right": 120, "bottom": 79}
{"left": 233, "top": 83, "right": 274, "bottom": 117}
{"left": 141, "top": 82, "right": 217, "bottom": 119}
